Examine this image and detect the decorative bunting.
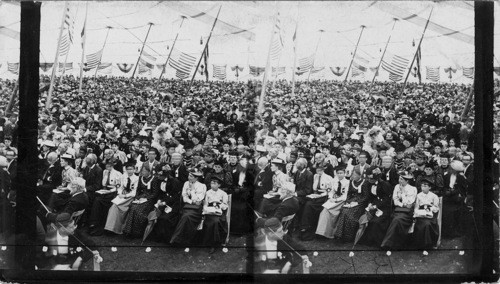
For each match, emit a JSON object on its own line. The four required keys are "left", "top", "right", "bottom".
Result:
{"left": 330, "top": 67, "right": 346, "bottom": 76}
{"left": 58, "top": 62, "right": 73, "bottom": 71}
{"left": 272, "top": 66, "right": 286, "bottom": 76}
{"left": 231, "top": 65, "right": 244, "bottom": 78}
{"left": 249, "top": 65, "right": 265, "bottom": 76}
{"left": 296, "top": 55, "right": 314, "bottom": 75}
{"left": 116, "top": 63, "right": 134, "bottom": 73}
{"left": 40, "top": 63, "right": 54, "bottom": 72}
{"left": 444, "top": 66, "right": 457, "bottom": 80}
{"left": 311, "top": 66, "right": 325, "bottom": 74}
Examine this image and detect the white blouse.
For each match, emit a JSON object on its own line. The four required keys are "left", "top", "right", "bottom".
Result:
{"left": 203, "top": 189, "right": 229, "bottom": 211}
{"left": 182, "top": 181, "right": 207, "bottom": 204}
{"left": 393, "top": 184, "right": 417, "bottom": 207}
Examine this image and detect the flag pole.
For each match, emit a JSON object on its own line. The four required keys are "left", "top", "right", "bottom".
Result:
{"left": 94, "top": 26, "right": 112, "bottom": 78}
{"left": 344, "top": 25, "right": 365, "bottom": 83}
{"left": 78, "top": 2, "right": 88, "bottom": 95}
{"left": 307, "top": 29, "right": 324, "bottom": 81}
{"left": 258, "top": 11, "right": 278, "bottom": 115}
{"left": 131, "top": 22, "right": 154, "bottom": 79}
{"left": 46, "top": 1, "right": 69, "bottom": 110}
{"left": 291, "top": 4, "right": 299, "bottom": 97}
{"left": 156, "top": 16, "right": 187, "bottom": 89}
{"left": 58, "top": 52, "right": 70, "bottom": 86}
{"left": 368, "top": 18, "right": 397, "bottom": 93}
{"left": 400, "top": 7, "right": 433, "bottom": 96}
{"left": 188, "top": 5, "right": 222, "bottom": 93}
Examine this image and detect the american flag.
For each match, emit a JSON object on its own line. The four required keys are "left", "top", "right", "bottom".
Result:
{"left": 169, "top": 48, "right": 196, "bottom": 75}
{"left": 426, "top": 66, "right": 440, "bottom": 82}
{"left": 85, "top": 49, "right": 103, "bottom": 69}
{"left": 352, "top": 53, "right": 369, "bottom": 73}
{"left": 58, "top": 62, "right": 73, "bottom": 72}
{"left": 463, "top": 67, "right": 474, "bottom": 79}
{"left": 272, "top": 66, "right": 286, "bottom": 76}
{"left": 296, "top": 55, "right": 314, "bottom": 75}
{"left": 175, "top": 70, "right": 190, "bottom": 80}
{"left": 270, "top": 13, "right": 284, "bottom": 61}
{"left": 97, "top": 62, "right": 112, "bottom": 70}
{"left": 64, "top": 5, "right": 75, "bottom": 43}
{"left": 139, "top": 49, "right": 157, "bottom": 70}
{"left": 249, "top": 65, "right": 265, "bottom": 76}
{"left": 381, "top": 52, "right": 409, "bottom": 79}
{"left": 138, "top": 64, "right": 152, "bottom": 76}
{"left": 388, "top": 73, "right": 403, "bottom": 82}
{"left": 212, "top": 64, "right": 227, "bottom": 80}
{"left": 58, "top": 33, "right": 71, "bottom": 57}
{"left": 7, "top": 62, "right": 19, "bottom": 75}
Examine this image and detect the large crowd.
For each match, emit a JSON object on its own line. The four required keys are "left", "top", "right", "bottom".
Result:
{"left": 0, "top": 75, "right": 498, "bottom": 272}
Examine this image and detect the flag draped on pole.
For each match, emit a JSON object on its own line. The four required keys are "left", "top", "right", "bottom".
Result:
{"left": 116, "top": 63, "right": 134, "bottom": 73}
{"left": 388, "top": 73, "right": 403, "bottom": 82}
{"left": 58, "top": 34, "right": 71, "bottom": 57}
{"left": 212, "top": 64, "right": 227, "bottom": 80}
{"left": 202, "top": 45, "right": 209, "bottom": 81}
{"left": 138, "top": 64, "right": 152, "bottom": 76}
{"left": 175, "top": 70, "right": 189, "bottom": 80}
{"left": 270, "top": 14, "right": 284, "bottom": 61}
{"left": 169, "top": 48, "right": 197, "bottom": 75}
{"left": 63, "top": 5, "right": 75, "bottom": 43}
{"left": 296, "top": 55, "right": 314, "bottom": 75}
{"left": 7, "top": 63, "right": 19, "bottom": 75}
{"left": 463, "top": 67, "right": 474, "bottom": 79}
{"left": 351, "top": 54, "right": 369, "bottom": 78}
{"left": 139, "top": 49, "right": 157, "bottom": 70}
{"left": 85, "top": 49, "right": 103, "bottom": 69}
{"left": 381, "top": 52, "right": 409, "bottom": 79}
{"left": 426, "top": 66, "right": 440, "bottom": 82}
{"left": 413, "top": 39, "right": 422, "bottom": 84}
{"left": 330, "top": 67, "right": 346, "bottom": 76}
{"left": 249, "top": 66, "right": 265, "bottom": 76}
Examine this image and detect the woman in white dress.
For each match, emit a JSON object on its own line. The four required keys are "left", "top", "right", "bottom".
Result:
{"left": 315, "top": 166, "right": 350, "bottom": 238}
{"left": 104, "top": 163, "right": 138, "bottom": 234}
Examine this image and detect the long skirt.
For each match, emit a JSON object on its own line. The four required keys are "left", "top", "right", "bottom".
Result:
{"left": 315, "top": 200, "right": 345, "bottom": 238}
{"left": 150, "top": 210, "right": 180, "bottom": 243}
{"left": 358, "top": 213, "right": 391, "bottom": 247}
{"left": 334, "top": 205, "right": 365, "bottom": 241}
{"left": 89, "top": 192, "right": 117, "bottom": 234}
{"left": 104, "top": 197, "right": 134, "bottom": 234}
{"left": 441, "top": 199, "right": 463, "bottom": 238}
{"left": 381, "top": 211, "right": 413, "bottom": 249}
{"left": 123, "top": 200, "right": 155, "bottom": 238}
{"left": 301, "top": 196, "right": 328, "bottom": 230}
{"left": 412, "top": 217, "right": 439, "bottom": 249}
{"left": 230, "top": 193, "right": 252, "bottom": 234}
{"left": 170, "top": 208, "right": 203, "bottom": 245}
{"left": 202, "top": 214, "right": 228, "bottom": 247}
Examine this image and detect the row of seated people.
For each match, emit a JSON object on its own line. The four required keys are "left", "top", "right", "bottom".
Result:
{"left": 255, "top": 156, "right": 471, "bottom": 250}
{"left": 38, "top": 157, "right": 240, "bottom": 256}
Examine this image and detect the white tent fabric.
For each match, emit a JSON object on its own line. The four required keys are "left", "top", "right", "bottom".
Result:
{"left": 0, "top": 1, "right": 497, "bottom": 83}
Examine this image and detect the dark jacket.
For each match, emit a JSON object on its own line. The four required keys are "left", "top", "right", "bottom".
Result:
{"left": 293, "top": 169, "right": 314, "bottom": 198}
{"left": 83, "top": 164, "right": 103, "bottom": 193}
{"left": 47, "top": 192, "right": 89, "bottom": 223}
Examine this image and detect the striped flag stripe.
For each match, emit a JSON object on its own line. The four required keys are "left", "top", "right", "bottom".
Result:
{"left": 388, "top": 73, "right": 403, "bottom": 82}
{"left": 7, "top": 62, "right": 19, "bottom": 75}
{"left": 176, "top": 70, "right": 190, "bottom": 79}
{"left": 168, "top": 48, "right": 196, "bottom": 75}
{"left": 212, "top": 64, "right": 227, "bottom": 80}
{"left": 59, "top": 33, "right": 70, "bottom": 57}
{"left": 463, "top": 67, "right": 474, "bottom": 79}
{"left": 272, "top": 66, "right": 286, "bottom": 75}
{"left": 85, "top": 49, "right": 103, "bottom": 69}
{"left": 63, "top": 6, "right": 74, "bottom": 43}
{"left": 426, "top": 66, "right": 440, "bottom": 82}
{"left": 311, "top": 67, "right": 324, "bottom": 74}
{"left": 97, "top": 62, "right": 112, "bottom": 70}
{"left": 58, "top": 62, "right": 73, "bottom": 71}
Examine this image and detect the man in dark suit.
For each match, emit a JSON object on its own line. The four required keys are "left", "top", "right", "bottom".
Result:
{"left": 461, "top": 153, "right": 474, "bottom": 209}
{"left": 37, "top": 152, "right": 63, "bottom": 204}
{"left": 140, "top": 148, "right": 160, "bottom": 175}
{"left": 254, "top": 157, "right": 273, "bottom": 207}
{"left": 168, "top": 152, "right": 189, "bottom": 184}
{"left": 294, "top": 158, "right": 314, "bottom": 205}
{"left": 45, "top": 177, "right": 89, "bottom": 224}
{"left": 256, "top": 181, "right": 300, "bottom": 226}
{"left": 5, "top": 149, "right": 17, "bottom": 180}
{"left": 82, "top": 153, "right": 103, "bottom": 226}
{"left": 441, "top": 160, "right": 468, "bottom": 238}
{"left": 379, "top": 156, "right": 399, "bottom": 187}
